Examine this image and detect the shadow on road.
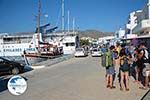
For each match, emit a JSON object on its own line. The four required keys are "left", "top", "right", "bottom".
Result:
{"left": 0, "top": 76, "right": 9, "bottom": 93}
{"left": 0, "top": 66, "right": 32, "bottom": 93}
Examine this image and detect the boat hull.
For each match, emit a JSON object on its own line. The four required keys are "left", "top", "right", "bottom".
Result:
{"left": 24, "top": 55, "right": 47, "bottom": 65}
{"left": 23, "top": 53, "right": 63, "bottom": 65}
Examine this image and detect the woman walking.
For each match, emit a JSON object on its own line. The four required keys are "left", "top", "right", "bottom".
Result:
{"left": 119, "top": 46, "right": 131, "bottom": 91}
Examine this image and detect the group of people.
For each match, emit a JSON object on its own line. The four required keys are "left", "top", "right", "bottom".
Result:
{"left": 104, "top": 42, "right": 150, "bottom": 91}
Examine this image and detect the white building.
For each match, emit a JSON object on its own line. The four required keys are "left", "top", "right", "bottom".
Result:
{"left": 98, "top": 36, "right": 115, "bottom": 44}
{"left": 115, "top": 28, "right": 125, "bottom": 39}
{"left": 132, "top": 0, "right": 150, "bottom": 35}
{"left": 125, "top": 11, "right": 141, "bottom": 34}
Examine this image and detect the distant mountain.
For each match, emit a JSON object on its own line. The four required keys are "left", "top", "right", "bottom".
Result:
{"left": 78, "top": 30, "right": 114, "bottom": 39}
{"left": 11, "top": 29, "right": 114, "bottom": 39}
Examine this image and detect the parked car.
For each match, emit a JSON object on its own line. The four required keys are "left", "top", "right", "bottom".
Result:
{"left": 91, "top": 48, "right": 103, "bottom": 57}
{"left": 0, "top": 57, "right": 24, "bottom": 75}
{"left": 74, "top": 48, "right": 88, "bottom": 57}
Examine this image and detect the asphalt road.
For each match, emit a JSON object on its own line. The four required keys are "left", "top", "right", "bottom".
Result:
{"left": 0, "top": 56, "right": 149, "bottom": 100}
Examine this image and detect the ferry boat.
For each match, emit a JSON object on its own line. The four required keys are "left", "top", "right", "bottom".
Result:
{"left": 0, "top": 32, "right": 79, "bottom": 64}
{"left": 0, "top": 33, "right": 32, "bottom": 57}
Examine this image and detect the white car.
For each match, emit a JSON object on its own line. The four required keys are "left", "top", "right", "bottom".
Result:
{"left": 74, "top": 48, "right": 88, "bottom": 57}
{"left": 91, "top": 48, "right": 102, "bottom": 57}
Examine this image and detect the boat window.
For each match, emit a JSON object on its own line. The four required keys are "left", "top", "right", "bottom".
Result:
{"left": 65, "top": 43, "right": 75, "bottom": 47}
{"left": 70, "top": 43, "right": 75, "bottom": 46}
{"left": 66, "top": 43, "right": 69, "bottom": 47}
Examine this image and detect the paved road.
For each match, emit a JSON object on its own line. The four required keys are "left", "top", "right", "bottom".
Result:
{"left": 0, "top": 56, "right": 149, "bottom": 100}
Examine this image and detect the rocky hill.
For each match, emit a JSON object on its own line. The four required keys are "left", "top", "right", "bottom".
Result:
{"left": 78, "top": 30, "right": 114, "bottom": 39}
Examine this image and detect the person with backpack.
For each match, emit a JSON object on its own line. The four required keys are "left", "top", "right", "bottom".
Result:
{"left": 138, "top": 42, "right": 150, "bottom": 90}
{"left": 119, "top": 44, "right": 131, "bottom": 91}
{"left": 105, "top": 45, "right": 116, "bottom": 89}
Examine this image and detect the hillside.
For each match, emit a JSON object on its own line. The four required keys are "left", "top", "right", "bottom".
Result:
{"left": 78, "top": 30, "right": 114, "bottom": 39}
{"left": 12, "top": 29, "right": 114, "bottom": 39}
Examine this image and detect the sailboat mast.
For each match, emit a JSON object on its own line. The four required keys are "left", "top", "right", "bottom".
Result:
{"left": 73, "top": 17, "right": 75, "bottom": 33}
{"left": 37, "top": 0, "right": 41, "bottom": 51}
{"left": 67, "top": 10, "right": 70, "bottom": 33}
{"left": 62, "top": 0, "right": 65, "bottom": 33}
{"left": 38, "top": 0, "right": 41, "bottom": 33}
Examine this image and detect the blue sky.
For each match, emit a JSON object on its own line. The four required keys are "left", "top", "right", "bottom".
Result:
{"left": 0, "top": 0, "right": 147, "bottom": 33}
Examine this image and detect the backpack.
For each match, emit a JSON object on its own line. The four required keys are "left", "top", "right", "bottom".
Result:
{"left": 120, "top": 56, "right": 129, "bottom": 71}
{"left": 142, "top": 48, "right": 150, "bottom": 63}
{"left": 105, "top": 51, "right": 112, "bottom": 67}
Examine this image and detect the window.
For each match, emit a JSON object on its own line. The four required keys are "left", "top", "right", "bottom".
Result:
{"left": 0, "top": 58, "right": 4, "bottom": 63}
{"left": 70, "top": 43, "right": 75, "bottom": 46}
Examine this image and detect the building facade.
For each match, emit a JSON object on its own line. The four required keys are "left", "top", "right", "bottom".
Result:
{"left": 132, "top": 0, "right": 150, "bottom": 35}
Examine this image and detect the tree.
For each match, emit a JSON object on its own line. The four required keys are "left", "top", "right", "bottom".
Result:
{"left": 80, "top": 39, "right": 89, "bottom": 46}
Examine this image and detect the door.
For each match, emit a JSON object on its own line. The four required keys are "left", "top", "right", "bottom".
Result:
{"left": 0, "top": 58, "right": 10, "bottom": 72}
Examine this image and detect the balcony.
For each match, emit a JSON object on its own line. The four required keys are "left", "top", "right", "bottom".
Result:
{"left": 132, "top": 19, "right": 150, "bottom": 34}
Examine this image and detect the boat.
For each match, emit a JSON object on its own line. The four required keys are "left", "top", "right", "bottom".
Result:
{"left": 0, "top": 32, "right": 79, "bottom": 61}
{"left": 0, "top": 33, "right": 32, "bottom": 58}
{"left": 0, "top": 0, "right": 79, "bottom": 65}
{"left": 22, "top": 33, "right": 63, "bottom": 65}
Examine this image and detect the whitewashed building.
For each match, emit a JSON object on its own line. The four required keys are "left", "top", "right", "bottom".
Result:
{"left": 115, "top": 28, "right": 125, "bottom": 39}
{"left": 132, "top": 0, "right": 150, "bottom": 35}
{"left": 126, "top": 11, "right": 142, "bottom": 34}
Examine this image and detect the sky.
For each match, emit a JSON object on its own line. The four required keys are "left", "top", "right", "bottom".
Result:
{"left": 0, "top": 0, "right": 148, "bottom": 33}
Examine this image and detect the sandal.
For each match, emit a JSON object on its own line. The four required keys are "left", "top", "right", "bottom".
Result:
{"left": 110, "top": 86, "right": 116, "bottom": 89}
{"left": 139, "top": 87, "right": 148, "bottom": 90}
{"left": 106, "top": 85, "right": 110, "bottom": 88}
{"left": 126, "top": 88, "right": 129, "bottom": 91}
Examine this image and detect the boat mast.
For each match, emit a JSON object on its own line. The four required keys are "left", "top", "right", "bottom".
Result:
{"left": 67, "top": 10, "right": 70, "bottom": 33}
{"left": 37, "top": 0, "right": 41, "bottom": 51}
{"left": 38, "top": 0, "right": 41, "bottom": 33}
{"left": 62, "top": 0, "right": 65, "bottom": 34}
{"left": 73, "top": 17, "right": 75, "bottom": 33}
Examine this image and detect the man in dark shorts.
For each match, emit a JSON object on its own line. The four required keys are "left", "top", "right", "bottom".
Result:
{"left": 105, "top": 45, "right": 116, "bottom": 89}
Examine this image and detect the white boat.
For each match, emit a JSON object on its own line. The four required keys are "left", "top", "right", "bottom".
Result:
{"left": 0, "top": 0, "right": 80, "bottom": 64}
{"left": 62, "top": 32, "right": 80, "bottom": 54}
{"left": 0, "top": 33, "right": 32, "bottom": 57}
{"left": 0, "top": 32, "right": 79, "bottom": 64}
{"left": 23, "top": 32, "right": 64, "bottom": 65}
